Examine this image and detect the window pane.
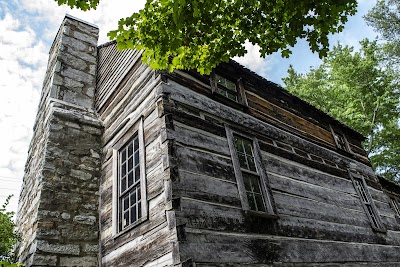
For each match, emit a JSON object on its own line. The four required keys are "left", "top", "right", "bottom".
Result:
{"left": 252, "top": 176, "right": 262, "bottom": 193}
{"left": 131, "top": 206, "right": 137, "bottom": 224}
{"left": 134, "top": 149, "right": 139, "bottom": 163}
{"left": 123, "top": 211, "right": 129, "bottom": 228}
{"left": 226, "top": 91, "right": 238, "bottom": 101}
{"left": 131, "top": 189, "right": 136, "bottom": 205}
{"left": 128, "top": 142, "right": 133, "bottom": 157}
{"left": 237, "top": 152, "right": 248, "bottom": 169}
{"left": 121, "top": 148, "right": 126, "bottom": 163}
{"left": 255, "top": 194, "right": 266, "bottom": 212}
{"left": 243, "top": 173, "right": 252, "bottom": 191}
{"left": 216, "top": 74, "right": 236, "bottom": 92}
{"left": 128, "top": 156, "right": 133, "bottom": 171}
{"left": 138, "top": 187, "right": 141, "bottom": 201}
{"left": 123, "top": 195, "right": 129, "bottom": 212}
{"left": 134, "top": 136, "right": 139, "bottom": 151}
{"left": 121, "top": 162, "right": 126, "bottom": 176}
{"left": 247, "top": 192, "right": 256, "bottom": 210}
{"left": 121, "top": 177, "right": 126, "bottom": 193}
{"left": 392, "top": 198, "right": 400, "bottom": 216}
{"left": 135, "top": 166, "right": 140, "bottom": 183}
{"left": 366, "top": 205, "right": 379, "bottom": 228}
{"left": 247, "top": 156, "right": 257, "bottom": 172}
{"left": 234, "top": 137, "right": 244, "bottom": 153}
{"left": 243, "top": 139, "right": 253, "bottom": 156}
{"left": 128, "top": 171, "right": 134, "bottom": 188}
{"left": 216, "top": 87, "right": 228, "bottom": 98}
{"left": 138, "top": 202, "right": 142, "bottom": 219}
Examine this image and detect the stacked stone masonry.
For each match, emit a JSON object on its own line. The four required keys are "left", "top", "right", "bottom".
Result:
{"left": 17, "top": 15, "right": 102, "bottom": 267}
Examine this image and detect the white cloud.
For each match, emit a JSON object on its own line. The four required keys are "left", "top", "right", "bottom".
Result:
{"left": 0, "top": 0, "right": 147, "bottom": 213}
{"left": 233, "top": 41, "right": 274, "bottom": 79}
{"left": 0, "top": 12, "right": 43, "bottom": 213}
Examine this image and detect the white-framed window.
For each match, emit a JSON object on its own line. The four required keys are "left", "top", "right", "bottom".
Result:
{"left": 349, "top": 172, "right": 385, "bottom": 231}
{"left": 112, "top": 118, "right": 147, "bottom": 235}
{"left": 210, "top": 71, "right": 248, "bottom": 106}
{"left": 226, "top": 127, "right": 275, "bottom": 215}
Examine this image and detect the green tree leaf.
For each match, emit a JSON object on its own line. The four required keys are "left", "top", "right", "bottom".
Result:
{"left": 283, "top": 40, "right": 400, "bottom": 182}
{"left": 54, "top": 0, "right": 358, "bottom": 74}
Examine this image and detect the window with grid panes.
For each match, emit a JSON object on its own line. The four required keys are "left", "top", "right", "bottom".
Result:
{"left": 351, "top": 174, "right": 384, "bottom": 231}
{"left": 118, "top": 134, "right": 142, "bottom": 231}
{"left": 391, "top": 197, "right": 400, "bottom": 218}
{"left": 215, "top": 74, "right": 239, "bottom": 102}
{"left": 233, "top": 134, "right": 267, "bottom": 212}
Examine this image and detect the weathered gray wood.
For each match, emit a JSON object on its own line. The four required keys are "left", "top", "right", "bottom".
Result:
{"left": 102, "top": 223, "right": 175, "bottom": 267}
{"left": 263, "top": 153, "right": 356, "bottom": 195}
{"left": 273, "top": 191, "right": 370, "bottom": 227}
{"left": 174, "top": 144, "right": 235, "bottom": 182}
{"left": 268, "top": 173, "right": 362, "bottom": 211}
{"left": 175, "top": 197, "right": 399, "bottom": 245}
{"left": 173, "top": 169, "right": 241, "bottom": 207}
{"left": 167, "top": 121, "right": 230, "bottom": 156}
{"left": 180, "top": 229, "right": 400, "bottom": 264}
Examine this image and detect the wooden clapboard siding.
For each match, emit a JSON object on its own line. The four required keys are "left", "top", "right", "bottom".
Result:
{"left": 97, "top": 44, "right": 178, "bottom": 266}
{"left": 157, "top": 79, "right": 400, "bottom": 265}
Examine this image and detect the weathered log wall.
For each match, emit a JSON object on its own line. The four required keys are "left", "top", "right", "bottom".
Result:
{"left": 159, "top": 75, "right": 400, "bottom": 266}
{"left": 96, "top": 43, "right": 177, "bottom": 266}
{"left": 96, "top": 43, "right": 400, "bottom": 266}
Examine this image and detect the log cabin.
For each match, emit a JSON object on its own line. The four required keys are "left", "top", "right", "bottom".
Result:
{"left": 16, "top": 15, "right": 400, "bottom": 267}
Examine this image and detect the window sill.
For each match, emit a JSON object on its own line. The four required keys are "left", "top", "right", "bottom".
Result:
{"left": 211, "top": 92, "right": 248, "bottom": 111}
{"left": 244, "top": 210, "right": 279, "bottom": 220}
{"left": 113, "top": 216, "right": 148, "bottom": 240}
{"left": 372, "top": 226, "right": 387, "bottom": 234}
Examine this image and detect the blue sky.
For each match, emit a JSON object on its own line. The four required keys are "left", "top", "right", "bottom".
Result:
{"left": 0, "top": 0, "right": 378, "bottom": 213}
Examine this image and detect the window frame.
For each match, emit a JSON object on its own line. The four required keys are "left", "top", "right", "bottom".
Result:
{"left": 226, "top": 126, "right": 276, "bottom": 216}
{"left": 349, "top": 171, "right": 385, "bottom": 232}
{"left": 210, "top": 70, "right": 248, "bottom": 106}
{"left": 389, "top": 195, "right": 400, "bottom": 224}
{"left": 329, "top": 125, "right": 352, "bottom": 153}
{"left": 112, "top": 117, "right": 148, "bottom": 236}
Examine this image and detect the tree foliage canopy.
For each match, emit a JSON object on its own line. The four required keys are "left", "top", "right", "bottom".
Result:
{"left": 56, "top": 0, "right": 357, "bottom": 74}
{"left": 283, "top": 40, "right": 400, "bottom": 182}
{"left": 365, "top": 0, "right": 400, "bottom": 68}
{"left": 0, "top": 196, "right": 20, "bottom": 265}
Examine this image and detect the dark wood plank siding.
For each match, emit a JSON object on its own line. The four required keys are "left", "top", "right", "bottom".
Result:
{"left": 96, "top": 44, "right": 176, "bottom": 266}
{"left": 160, "top": 78, "right": 400, "bottom": 266}
{"left": 163, "top": 68, "right": 369, "bottom": 165}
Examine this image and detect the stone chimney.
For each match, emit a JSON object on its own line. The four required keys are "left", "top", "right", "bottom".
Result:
{"left": 17, "top": 15, "right": 102, "bottom": 267}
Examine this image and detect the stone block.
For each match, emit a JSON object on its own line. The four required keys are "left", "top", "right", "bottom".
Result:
{"left": 62, "top": 36, "right": 89, "bottom": 52}
{"left": 73, "top": 31, "right": 98, "bottom": 46}
{"left": 82, "top": 244, "right": 98, "bottom": 254}
{"left": 62, "top": 90, "right": 93, "bottom": 109}
{"left": 36, "top": 240, "right": 80, "bottom": 255}
{"left": 31, "top": 254, "right": 58, "bottom": 266}
{"left": 59, "top": 256, "right": 97, "bottom": 267}
{"left": 70, "top": 169, "right": 92, "bottom": 181}
{"left": 61, "top": 67, "right": 94, "bottom": 84}
{"left": 73, "top": 215, "right": 96, "bottom": 225}
{"left": 66, "top": 48, "right": 96, "bottom": 64}
{"left": 64, "top": 76, "right": 84, "bottom": 89}
{"left": 62, "top": 53, "right": 88, "bottom": 71}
